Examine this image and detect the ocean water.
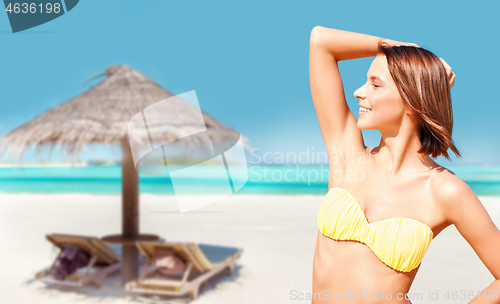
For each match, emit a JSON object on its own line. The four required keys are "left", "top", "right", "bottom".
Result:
{"left": 0, "top": 165, "right": 499, "bottom": 196}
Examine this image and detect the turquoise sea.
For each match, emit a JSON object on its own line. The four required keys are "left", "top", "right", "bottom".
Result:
{"left": 1, "top": 165, "right": 500, "bottom": 196}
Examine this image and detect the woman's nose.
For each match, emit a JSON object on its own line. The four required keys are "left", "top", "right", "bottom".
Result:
{"left": 354, "top": 85, "right": 367, "bottom": 99}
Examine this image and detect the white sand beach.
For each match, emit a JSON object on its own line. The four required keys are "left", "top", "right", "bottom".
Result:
{"left": 0, "top": 193, "right": 498, "bottom": 304}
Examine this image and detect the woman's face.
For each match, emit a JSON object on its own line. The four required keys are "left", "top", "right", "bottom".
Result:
{"left": 354, "top": 55, "right": 408, "bottom": 132}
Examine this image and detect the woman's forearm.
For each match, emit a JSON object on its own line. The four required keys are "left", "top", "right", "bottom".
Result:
{"left": 310, "top": 26, "right": 384, "bottom": 62}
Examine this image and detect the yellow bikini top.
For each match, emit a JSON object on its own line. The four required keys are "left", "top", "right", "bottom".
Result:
{"left": 316, "top": 187, "right": 433, "bottom": 272}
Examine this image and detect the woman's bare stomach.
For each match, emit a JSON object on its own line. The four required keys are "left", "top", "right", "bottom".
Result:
{"left": 312, "top": 231, "right": 418, "bottom": 303}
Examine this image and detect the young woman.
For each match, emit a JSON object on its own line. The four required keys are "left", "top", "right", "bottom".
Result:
{"left": 309, "top": 27, "right": 500, "bottom": 303}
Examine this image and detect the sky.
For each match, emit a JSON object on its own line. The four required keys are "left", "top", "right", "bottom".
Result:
{"left": 1, "top": 0, "right": 499, "bottom": 166}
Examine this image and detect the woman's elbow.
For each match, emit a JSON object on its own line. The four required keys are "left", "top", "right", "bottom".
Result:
{"left": 310, "top": 26, "right": 326, "bottom": 46}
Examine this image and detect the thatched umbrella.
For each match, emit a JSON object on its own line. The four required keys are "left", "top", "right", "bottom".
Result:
{"left": 0, "top": 64, "right": 243, "bottom": 284}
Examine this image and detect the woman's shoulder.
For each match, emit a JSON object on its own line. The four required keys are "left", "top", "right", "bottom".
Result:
{"left": 428, "top": 166, "right": 475, "bottom": 208}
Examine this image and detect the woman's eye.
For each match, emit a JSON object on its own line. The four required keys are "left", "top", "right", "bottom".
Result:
{"left": 371, "top": 83, "right": 380, "bottom": 88}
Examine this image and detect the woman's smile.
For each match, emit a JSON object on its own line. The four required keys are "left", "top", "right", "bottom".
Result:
{"left": 359, "top": 105, "right": 373, "bottom": 116}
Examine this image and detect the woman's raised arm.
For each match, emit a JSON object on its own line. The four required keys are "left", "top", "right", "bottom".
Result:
{"left": 309, "top": 27, "right": 382, "bottom": 165}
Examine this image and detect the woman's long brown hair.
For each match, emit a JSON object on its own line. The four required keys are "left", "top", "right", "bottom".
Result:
{"left": 379, "top": 42, "right": 461, "bottom": 161}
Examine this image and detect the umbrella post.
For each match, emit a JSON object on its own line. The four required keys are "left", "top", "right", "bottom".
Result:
{"left": 121, "top": 140, "right": 139, "bottom": 285}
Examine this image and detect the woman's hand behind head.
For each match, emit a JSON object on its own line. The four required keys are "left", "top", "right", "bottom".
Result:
{"left": 379, "top": 39, "right": 455, "bottom": 89}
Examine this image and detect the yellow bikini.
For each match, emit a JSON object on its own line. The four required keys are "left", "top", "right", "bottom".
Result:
{"left": 316, "top": 187, "right": 433, "bottom": 273}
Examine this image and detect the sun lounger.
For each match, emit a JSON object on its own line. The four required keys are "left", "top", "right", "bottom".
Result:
{"left": 35, "top": 233, "right": 121, "bottom": 288}
{"left": 125, "top": 241, "right": 243, "bottom": 300}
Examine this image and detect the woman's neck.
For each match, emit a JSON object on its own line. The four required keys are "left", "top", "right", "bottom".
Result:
{"left": 373, "top": 117, "right": 437, "bottom": 176}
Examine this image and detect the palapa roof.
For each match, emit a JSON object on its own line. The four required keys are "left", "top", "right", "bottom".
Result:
{"left": 0, "top": 64, "right": 244, "bottom": 160}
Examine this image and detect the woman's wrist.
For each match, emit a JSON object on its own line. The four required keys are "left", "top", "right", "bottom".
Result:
{"left": 380, "top": 38, "right": 420, "bottom": 49}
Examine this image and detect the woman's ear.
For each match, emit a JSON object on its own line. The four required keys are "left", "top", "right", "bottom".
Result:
{"left": 405, "top": 105, "right": 416, "bottom": 115}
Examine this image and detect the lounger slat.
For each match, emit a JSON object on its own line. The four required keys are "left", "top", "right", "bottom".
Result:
{"left": 46, "top": 234, "right": 120, "bottom": 264}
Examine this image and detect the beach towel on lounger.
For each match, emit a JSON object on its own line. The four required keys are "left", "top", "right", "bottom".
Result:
{"left": 154, "top": 246, "right": 186, "bottom": 275}
{"left": 53, "top": 244, "right": 90, "bottom": 280}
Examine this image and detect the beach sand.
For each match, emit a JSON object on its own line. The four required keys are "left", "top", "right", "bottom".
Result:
{"left": 0, "top": 193, "right": 498, "bottom": 304}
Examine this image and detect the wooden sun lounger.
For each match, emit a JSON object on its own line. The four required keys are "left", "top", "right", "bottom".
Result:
{"left": 125, "top": 241, "right": 243, "bottom": 300}
{"left": 35, "top": 233, "right": 121, "bottom": 288}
